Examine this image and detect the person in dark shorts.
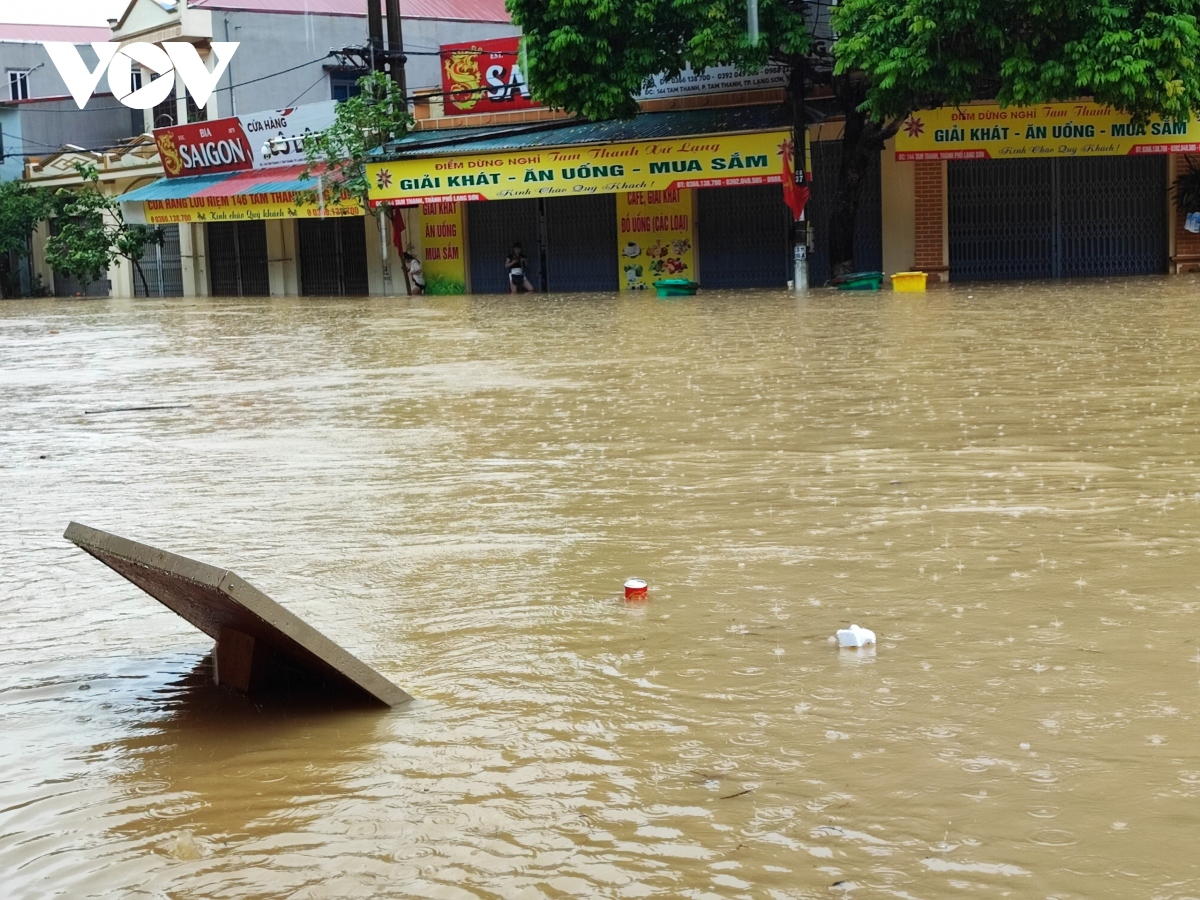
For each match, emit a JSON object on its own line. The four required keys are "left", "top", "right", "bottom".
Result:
{"left": 505, "top": 243, "right": 534, "bottom": 293}
{"left": 402, "top": 252, "right": 425, "bottom": 294}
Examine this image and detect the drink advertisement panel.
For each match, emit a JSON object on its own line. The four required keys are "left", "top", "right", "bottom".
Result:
{"left": 154, "top": 101, "right": 337, "bottom": 178}
{"left": 616, "top": 189, "right": 695, "bottom": 291}
{"left": 155, "top": 118, "right": 252, "bottom": 178}
{"left": 437, "top": 40, "right": 787, "bottom": 117}
{"left": 418, "top": 202, "right": 467, "bottom": 294}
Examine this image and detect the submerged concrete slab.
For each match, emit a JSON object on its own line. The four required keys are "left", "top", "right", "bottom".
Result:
{"left": 64, "top": 522, "right": 411, "bottom": 707}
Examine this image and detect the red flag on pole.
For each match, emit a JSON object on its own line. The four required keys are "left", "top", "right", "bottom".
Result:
{"left": 780, "top": 142, "right": 810, "bottom": 222}
{"left": 390, "top": 207, "right": 406, "bottom": 252}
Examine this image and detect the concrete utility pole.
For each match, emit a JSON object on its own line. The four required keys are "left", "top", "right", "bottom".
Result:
{"left": 384, "top": 0, "right": 407, "bottom": 94}
{"left": 367, "top": 0, "right": 384, "bottom": 72}
{"left": 378, "top": 0, "right": 409, "bottom": 295}
{"left": 790, "top": 62, "right": 810, "bottom": 292}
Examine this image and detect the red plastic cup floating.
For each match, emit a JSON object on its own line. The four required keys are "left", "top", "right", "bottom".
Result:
{"left": 624, "top": 578, "right": 648, "bottom": 600}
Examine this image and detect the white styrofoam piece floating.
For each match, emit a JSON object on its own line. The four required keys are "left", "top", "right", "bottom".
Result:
{"left": 836, "top": 624, "right": 876, "bottom": 648}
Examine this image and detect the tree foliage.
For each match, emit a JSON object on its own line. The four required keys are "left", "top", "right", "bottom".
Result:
{"left": 0, "top": 180, "right": 52, "bottom": 260}
{"left": 833, "top": 0, "right": 1200, "bottom": 124}
{"left": 507, "top": 0, "right": 809, "bottom": 121}
{"left": 302, "top": 72, "right": 414, "bottom": 208}
{"left": 1172, "top": 154, "right": 1200, "bottom": 210}
{"left": 44, "top": 163, "right": 163, "bottom": 295}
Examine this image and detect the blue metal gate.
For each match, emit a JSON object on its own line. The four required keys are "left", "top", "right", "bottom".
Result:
{"left": 696, "top": 185, "right": 791, "bottom": 288}
{"left": 949, "top": 156, "right": 1167, "bottom": 280}
{"left": 1059, "top": 156, "right": 1168, "bottom": 277}
{"left": 544, "top": 195, "right": 619, "bottom": 291}
{"left": 133, "top": 224, "right": 184, "bottom": 298}
{"left": 807, "top": 140, "right": 883, "bottom": 286}
{"left": 467, "top": 199, "right": 541, "bottom": 293}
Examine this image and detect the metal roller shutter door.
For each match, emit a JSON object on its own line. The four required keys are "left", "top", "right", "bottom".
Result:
{"left": 543, "top": 195, "right": 619, "bottom": 292}
{"left": 696, "top": 186, "right": 791, "bottom": 289}
{"left": 948, "top": 159, "right": 1056, "bottom": 280}
{"left": 1059, "top": 156, "right": 1167, "bottom": 277}
{"left": 208, "top": 223, "right": 238, "bottom": 295}
{"left": 949, "top": 156, "right": 1166, "bottom": 280}
{"left": 208, "top": 221, "right": 270, "bottom": 296}
{"left": 338, "top": 218, "right": 369, "bottom": 295}
{"left": 467, "top": 199, "right": 541, "bottom": 293}
{"left": 298, "top": 218, "right": 369, "bottom": 296}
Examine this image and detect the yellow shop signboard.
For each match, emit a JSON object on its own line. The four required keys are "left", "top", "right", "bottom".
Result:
{"left": 367, "top": 131, "right": 792, "bottom": 206}
{"left": 143, "top": 191, "right": 362, "bottom": 225}
{"left": 894, "top": 102, "right": 1200, "bottom": 160}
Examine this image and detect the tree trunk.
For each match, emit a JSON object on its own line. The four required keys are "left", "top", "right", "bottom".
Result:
{"left": 132, "top": 257, "right": 151, "bottom": 297}
{"left": 829, "top": 74, "right": 898, "bottom": 279}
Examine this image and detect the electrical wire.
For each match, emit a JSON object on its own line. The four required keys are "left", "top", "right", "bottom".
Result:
{"left": 10, "top": 44, "right": 528, "bottom": 117}
{"left": 11, "top": 53, "right": 335, "bottom": 112}
{"left": 285, "top": 69, "right": 331, "bottom": 107}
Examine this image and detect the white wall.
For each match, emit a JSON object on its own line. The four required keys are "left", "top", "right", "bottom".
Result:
{"left": 880, "top": 137, "right": 915, "bottom": 277}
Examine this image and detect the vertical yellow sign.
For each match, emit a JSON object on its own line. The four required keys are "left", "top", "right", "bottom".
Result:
{"left": 616, "top": 188, "right": 696, "bottom": 291}
{"left": 419, "top": 201, "right": 466, "bottom": 294}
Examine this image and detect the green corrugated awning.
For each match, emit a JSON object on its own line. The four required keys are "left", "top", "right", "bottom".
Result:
{"left": 377, "top": 106, "right": 792, "bottom": 160}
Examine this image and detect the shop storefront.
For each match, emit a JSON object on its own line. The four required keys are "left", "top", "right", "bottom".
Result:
{"left": 893, "top": 101, "right": 1192, "bottom": 280}
{"left": 118, "top": 101, "right": 386, "bottom": 298}
{"left": 121, "top": 166, "right": 366, "bottom": 296}
{"left": 367, "top": 109, "right": 799, "bottom": 293}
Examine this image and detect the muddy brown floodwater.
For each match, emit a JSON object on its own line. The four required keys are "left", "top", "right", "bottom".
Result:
{"left": 2, "top": 281, "right": 1200, "bottom": 898}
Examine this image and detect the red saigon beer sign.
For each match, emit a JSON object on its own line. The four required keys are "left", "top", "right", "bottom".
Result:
{"left": 440, "top": 37, "right": 538, "bottom": 115}
{"left": 155, "top": 118, "right": 252, "bottom": 178}
{"left": 154, "top": 101, "right": 337, "bottom": 178}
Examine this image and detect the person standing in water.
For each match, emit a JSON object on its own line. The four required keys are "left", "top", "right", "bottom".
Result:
{"left": 403, "top": 252, "right": 425, "bottom": 295}
{"left": 505, "top": 243, "right": 534, "bottom": 293}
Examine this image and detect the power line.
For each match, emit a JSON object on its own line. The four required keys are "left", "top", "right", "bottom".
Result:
{"left": 12, "top": 53, "right": 335, "bottom": 112}
{"left": 285, "top": 69, "right": 330, "bottom": 108}
{"left": 226, "top": 53, "right": 337, "bottom": 90}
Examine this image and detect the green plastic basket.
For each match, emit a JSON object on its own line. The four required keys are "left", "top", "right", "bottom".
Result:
{"left": 654, "top": 279, "right": 700, "bottom": 297}
{"left": 831, "top": 271, "right": 884, "bottom": 291}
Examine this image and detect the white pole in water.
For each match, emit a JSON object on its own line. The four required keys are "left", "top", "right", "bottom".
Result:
{"left": 380, "top": 210, "right": 393, "bottom": 295}
{"left": 747, "top": 0, "right": 760, "bottom": 46}
{"left": 794, "top": 242, "right": 808, "bottom": 292}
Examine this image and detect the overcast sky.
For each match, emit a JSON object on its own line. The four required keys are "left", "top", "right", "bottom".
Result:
{"left": 0, "top": 0, "right": 130, "bottom": 27}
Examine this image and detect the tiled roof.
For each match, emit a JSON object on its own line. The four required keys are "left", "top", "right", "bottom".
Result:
{"left": 0, "top": 23, "right": 113, "bottom": 43}
{"left": 188, "top": 0, "right": 510, "bottom": 23}
{"left": 380, "top": 106, "right": 793, "bottom": 158}
{"left": 118, "top": 164, "right": 319, "bottom": 201}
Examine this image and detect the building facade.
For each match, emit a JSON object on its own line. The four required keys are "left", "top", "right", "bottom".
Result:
{"left": 0, "top": 22, "right": 143, "bottom": 185}
{"left": 16, "top": 1, "right": 1199, "bottom": 297}
{"left": 18, "top": 0, "right": 515, "bottom": 298}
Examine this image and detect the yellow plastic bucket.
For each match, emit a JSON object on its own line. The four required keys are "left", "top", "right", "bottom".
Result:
{"left": 891, "top": 271, "right": 927, "bottom": 292}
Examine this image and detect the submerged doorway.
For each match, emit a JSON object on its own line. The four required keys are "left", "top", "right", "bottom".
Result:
{"left": 948, "top": 156, "right": 1168, "bottom": 280}
{"left": 297, "top": 218, "right": 368, "bottom": 296}
{"left": 208, "top": 221, "right": 269, "bottom": 296}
